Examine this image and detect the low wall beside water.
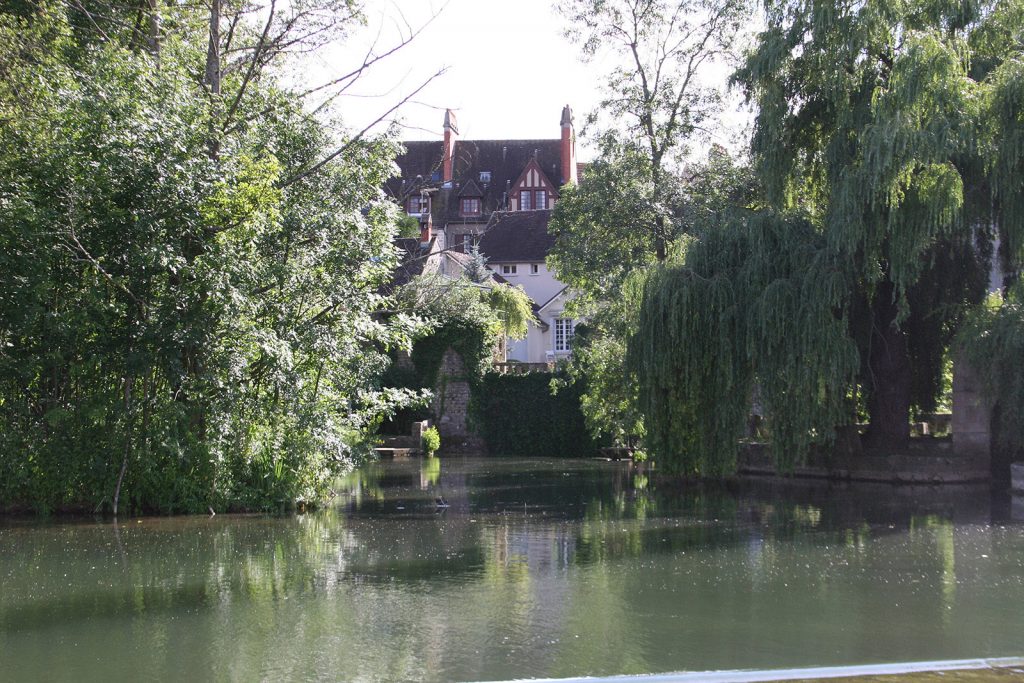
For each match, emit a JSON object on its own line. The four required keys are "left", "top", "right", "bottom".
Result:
{"left": 738, "top": 440, "right": 991, "bottom": 484}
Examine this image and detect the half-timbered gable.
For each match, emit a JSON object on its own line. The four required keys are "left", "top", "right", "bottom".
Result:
{"left": 386, "top": 105, "right": 581, "bottom": 364}
{"left": 509, "top": 158, "right": 557, "bottom": 212}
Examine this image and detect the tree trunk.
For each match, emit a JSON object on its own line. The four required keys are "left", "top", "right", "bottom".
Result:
{"left": 863, "top": 280, "right": 911, "bottom": 450}
{"left": 205, "top": 0, "right": 220, "bottom": 95}
{"left": 146, "top": 0, "right": 161, "bottom": 58}
{"left": 113, "top": 374, "right": 134, "bottom": 518}
{"left": 655, "top": 215, "right": 668, "bottom": 261}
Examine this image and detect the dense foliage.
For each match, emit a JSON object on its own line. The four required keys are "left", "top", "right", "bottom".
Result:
{"left": 628, "top": 0, "right": 1024, "bottom": 473}
{"left": 395, "top": 275, "right": 534, "bottom": 386}
{"left": 474, "top": 373, "right": 607, "bottom": 458}
{"left": 552, "top": 149, "right": 762, "bottom": 445}
{"left": 628, "top": 212, "right": 858, "bottom": 475}
{"left": 381, "top": 275, "right": 534, "bottom": 434}
{"left": 0, "top": 2, "right": 423, "bottom": 513}
{"left": 550, "top": 0, "right": 752, "bottom": 447}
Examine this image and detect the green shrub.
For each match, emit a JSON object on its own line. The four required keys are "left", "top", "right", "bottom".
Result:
{"left": 421, "top": 426, "right": 441, "bottom": 456}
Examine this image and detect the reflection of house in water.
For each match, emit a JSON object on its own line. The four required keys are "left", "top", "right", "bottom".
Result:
{"left": 487, "top": 523, "right": 577, "bottom": 573}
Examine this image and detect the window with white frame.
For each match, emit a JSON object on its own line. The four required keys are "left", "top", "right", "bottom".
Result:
{"left": 530, "top": 263, "right": 540, "bottom": 275}
{"left": 519, "top": 190, "right": 532, "bottom": 211}
{"left": 502, "top": 264, "right": 517, "bottom": 275}
{"left": 554, "top": 317, "right": 575, "bottom": 352}
{"left": 535, "top": 191, "right": 547, "bottom": 209}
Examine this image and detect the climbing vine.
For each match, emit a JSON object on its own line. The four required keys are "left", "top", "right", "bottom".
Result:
{"left": 381, "top": 275, "right": 535, "bottom": 435}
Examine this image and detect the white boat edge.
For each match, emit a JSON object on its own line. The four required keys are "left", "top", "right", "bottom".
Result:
{"left": 482, "top": 656, "right": 1024, "bottom": 683}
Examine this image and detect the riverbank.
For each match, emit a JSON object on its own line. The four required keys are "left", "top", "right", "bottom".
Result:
{"left": 737, "top": 441, "right": 991, "bottom": 485}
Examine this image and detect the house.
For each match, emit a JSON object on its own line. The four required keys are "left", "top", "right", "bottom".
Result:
{"left": 387, "top": 105, "right": 581, "bottom": 364}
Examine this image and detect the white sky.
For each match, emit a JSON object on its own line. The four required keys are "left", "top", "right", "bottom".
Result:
{"left": 297, "top": 0, "right": 754, "bottom": 159}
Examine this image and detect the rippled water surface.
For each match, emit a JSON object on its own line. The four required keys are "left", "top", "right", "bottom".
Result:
{"left": 2, "top": 457, "right": 1024, "bottom": 682}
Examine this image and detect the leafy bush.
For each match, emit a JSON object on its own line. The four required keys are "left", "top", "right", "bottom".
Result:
{"left": 421, "top": 426, "right": 441, "bottom": 456}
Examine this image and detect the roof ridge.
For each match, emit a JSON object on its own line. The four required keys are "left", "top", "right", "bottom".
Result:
{"left": 537, "top": 285, "right": 570, "bottom": 312}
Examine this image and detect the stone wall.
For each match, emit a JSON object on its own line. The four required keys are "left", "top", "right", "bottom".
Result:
{"left": 431, "top": 349, "right": 483, "bottom": 452}
{"left": 738, "top": 440, "right": 990, "bottom": 484}
{"left": 952, "top": 355, "right": 992, "bottom": 462}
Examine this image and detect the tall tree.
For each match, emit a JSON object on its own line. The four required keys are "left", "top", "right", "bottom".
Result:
{"left": 557, "top": 0, "right": 748, "bottom": 261}
{"left": 0, "top": 0, "right": 435, "bottom": 513}
{"left": 732, "top": 0, "right": 1010, "bottom": 449}
{"left": 629, "top": 0, "right": 1024, "bottom": 473}
{"left": 549, "top": 0, "right": 751, "bottom": 444}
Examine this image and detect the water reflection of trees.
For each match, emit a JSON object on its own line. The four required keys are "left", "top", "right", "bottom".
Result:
{"left": 0, "top": 459, "right": 1015, "bottom": 681}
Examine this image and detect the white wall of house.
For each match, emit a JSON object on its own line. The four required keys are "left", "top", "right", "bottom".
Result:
{"left": 506, "top": 335, "right": 529, "bottom": 362}
{"left": 538, "top": 291, "right": 575, "bottom": 361}
{"left": 489, "top": 261, "right": 562, "bottom": 309}
{"left": 501, "top": 287, "right": 577, "bottom": 364}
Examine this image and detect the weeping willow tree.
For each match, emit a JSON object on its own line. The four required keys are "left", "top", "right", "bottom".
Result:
{"left": 630, "top": 0, "right": 1024, "bottom": 472}
{"left": 629, "top": 212, "right": 858, "bottom": 475}
{"left": 486, "top": 283, "right": 536, "bottom": 341}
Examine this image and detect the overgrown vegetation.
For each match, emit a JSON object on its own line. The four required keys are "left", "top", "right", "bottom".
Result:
{"left": 557, "top": 0, "right": 1024, "bottom": 475}
{"left": 0, "top": 1, "right": 431, "bottom": 514}
{"left": 381, "top": 275, "right": 535, "bottom": 433}
{"left": 474, "top": 373, "right": 607, "bottom": 458}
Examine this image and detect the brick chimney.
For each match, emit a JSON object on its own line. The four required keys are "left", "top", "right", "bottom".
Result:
{"left": 420, "top": 209, "right": 432, "bottom": 244}
{"left": 442, "top": 109, "right": 458, "bottom": 183}
{"left": 560, "top": 105, "right": 577, "bottom": 185}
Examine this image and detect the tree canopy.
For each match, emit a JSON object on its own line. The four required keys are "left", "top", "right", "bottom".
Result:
{"left": 0, "top": 1, "right": 429, "bottom": 513}
{"left": 549, "top": 0, "right": 752, "bottom": 445}
{"left": 628, "top": 0, "right": 1024, "bottom": 473}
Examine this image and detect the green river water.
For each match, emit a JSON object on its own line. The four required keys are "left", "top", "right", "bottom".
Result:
{"left": 2, "top": 456, "right": 1023, "bottom": 682}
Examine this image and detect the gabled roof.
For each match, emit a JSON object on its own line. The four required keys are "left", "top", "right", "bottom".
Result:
{"left": 459, "top": 179, "right": 483, "bottom": 197}
{"left": 386, "top": 139, "right": 565, "bottom": 223}
{"left": 531, "top": 301, "right": 550, "bottom": 331}
{"left": 536, "top": 285, "right": 570, "bottom": 313}
{"left": 510, "top": 157, "right": 556, "bottom": 194}
{"left": 477, "top": 210, "right": 556, "bottom": 263}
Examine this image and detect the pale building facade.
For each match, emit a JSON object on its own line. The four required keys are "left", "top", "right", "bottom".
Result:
{"left": 387, "top": 106, "right": 582, "bottom": 365}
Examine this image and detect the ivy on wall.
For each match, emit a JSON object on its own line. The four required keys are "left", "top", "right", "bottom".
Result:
{"left": 473, "top": 372, "right": 608, "bottom": 458}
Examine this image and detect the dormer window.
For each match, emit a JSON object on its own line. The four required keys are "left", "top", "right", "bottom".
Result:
{"left": 460, "top": 198, "right": 481, "bottom": 216}
{"left": 510, "top": 158, "right": 555, "bottom": 212}
{"left": 407, "top": 195, "right": 426, "bottom": 214}
{"left": 479, "top": 171, "right": 491, "bottom": 183}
